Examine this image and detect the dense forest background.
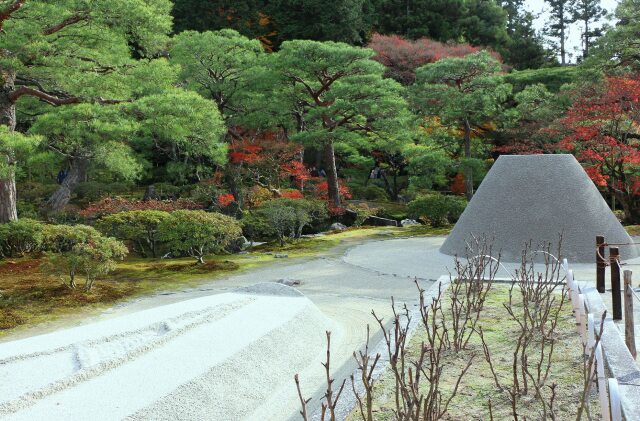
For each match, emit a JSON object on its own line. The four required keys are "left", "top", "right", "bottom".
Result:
{"left": 1, "top": 0, "right": 639, "bottom": 237}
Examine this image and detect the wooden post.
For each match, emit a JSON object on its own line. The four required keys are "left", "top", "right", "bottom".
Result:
{"left": 597, "top": 235, "right": 606, "bottom": 293}
{"left": 611, "top": 247, "right": 622, "bottom": 320}
{"left": 624, "top": 270, "right": 637, "bottom": 359}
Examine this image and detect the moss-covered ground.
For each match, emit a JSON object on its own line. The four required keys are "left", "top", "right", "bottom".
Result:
{"left": 0, "top": 225, "right": 449, "bottom": 338}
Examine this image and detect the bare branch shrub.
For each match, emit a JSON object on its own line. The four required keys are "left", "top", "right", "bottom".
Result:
{"left": 447, "top": 235, "right": 499, "bottom": 351}
{"left": 479, "top": 240, "right": 568, "bottom": 421}
{"left": 350, "top": 325, "right": 381, "bottom": 421}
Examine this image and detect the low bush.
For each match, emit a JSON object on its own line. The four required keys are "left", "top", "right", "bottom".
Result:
{"left": 241, "top": 212, "right": 277, "bottom": 242}
{"left": 158, "top": 210, "right": 242, "bottom": 263}
{"left": 349, "top": 184, "right": 388, "bottom": 201}
{"left": 0, "top": 219, "right": 44, "bottom": 258}
{"left": 42, "top": 224, "right": 102, "bottom": 253}
{"left": 408, "top": 193, "right": 467, "bottom": 227}
{"left": 46, "top": 233, "right": 128, "bottom": 290}
{"left": 258, "top": 198, "right": 328, "bottom": 245}
{"left": 97, "top": 210, "right": 171, "bottom": 257}
{"left": 79, "top": 197, "right": 202, "bottom": 219}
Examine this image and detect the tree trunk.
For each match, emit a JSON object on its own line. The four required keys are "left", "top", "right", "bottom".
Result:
{"left": 463, "top": 119, "right": 474, "bottom": 201}
{"left": 46, "top": 158, "right": 89, "bottom": 212}
{"left": 0, "top": 70, "right": 18, "bottom": 223}
{"left": 560, "top": 13, "right": 566, "bottom": 65}
{"left": 324, "top": 141, "right": 341, "bottom": 208}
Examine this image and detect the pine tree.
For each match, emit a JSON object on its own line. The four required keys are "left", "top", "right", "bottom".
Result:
{"left": 544, "top": 0, "right": 577, "bottom": 65}
{"left": 572, "top": 0, "right": 607, "bottom": 58}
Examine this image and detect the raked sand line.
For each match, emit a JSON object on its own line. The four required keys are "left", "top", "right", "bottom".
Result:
{"left": 0, "top": 298, "right": 253, "bottom": 415}
{"left": 2, "top": 287, "right": 327, "bottom": 420}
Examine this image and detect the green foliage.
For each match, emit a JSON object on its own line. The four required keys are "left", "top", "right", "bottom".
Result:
{"left": 158, "top": 210, "right": 242, "bottom": 263}
{"left": 171, "top": 30, "right": 264, "bottom": 123}
{"left": 349, "top": 184, "right": 389, "bottom": 201}
{"left": 504, "top": 67, "right": 579, "bottom": 93}
{"left": 375, "top": 0, "right": 466, "bottom": 40}
{"left": 97, "top": 210, "right": 171, "bottom": 257}
{"left": 127, "top": 90, "right": 228, "bottom": 183}
{"left": 46, "top": 233, "right": 128, "bottom": 291}
{"left": 408, "top": 194, "right": 467, "bottom": 227}
{"left": 0, "top": 219, "right": 44, "bottom": 257}
{"left": 28, "top": 104, "right": 142, "bottom": 181}
{"left": 41, "top": 224, "right": 103, "bottom": 253}
{"left": 257, "top": 198, "right": 328, "bottom": 245}
{"left": 75, "top": 182, "right": 130, "bottom": 203}
{"left": 591, "top": 0, "right": 640, "bottom": 70}
{"left": 0, "top": 127, "right": 42, "bottom": 179}
{"left": 241, "top": 211, "right": 278, "bottom": 242}
{"left": 412, "top": 52, "right": 512, "bottom": 126}
{"left": 266, "top": 0, "right": 374, "bottom": 46}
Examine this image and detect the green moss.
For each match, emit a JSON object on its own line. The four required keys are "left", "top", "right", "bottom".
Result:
{"left": 0, "top": 225, "right": 448, "bottom": 337}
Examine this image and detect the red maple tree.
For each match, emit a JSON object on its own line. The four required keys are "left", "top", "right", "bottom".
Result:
{"left": 558, "top": 75, "right": 640, "bottom": 222}
{"left": 368, "top": 33, "right": 500, "bottom": 85}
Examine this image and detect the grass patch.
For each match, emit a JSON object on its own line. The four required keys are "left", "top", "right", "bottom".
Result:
{"left": 0, "top": 225, "right": 449, "bottom": 338}
{"left": 348, "top": 285, "right": 594, "bottom": 420}
{"left": 626, "top": 225, "right": 640, "bottom": 236}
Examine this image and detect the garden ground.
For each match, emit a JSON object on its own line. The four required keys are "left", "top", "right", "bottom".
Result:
{"left": 0, "top": 227, "right": 637, "bottom": 419}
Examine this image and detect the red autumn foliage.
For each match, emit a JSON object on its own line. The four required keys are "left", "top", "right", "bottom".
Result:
{"left": 229, "top": 129, "right": 308, "bottom": 188}
{"left": 558, "top": 75, "right": 640, "bottom": 221}
{"left": 79, "top": 197, "right": 202, "bottom": 218}
{"left": 368, "top": 33, "right": 501, "bottom": 85}
{"left": 311, "top": 179, "right": 352, "bottom": 202}
{"left": 450, "top": 173, "right": 466, "bottom": 195}
{"left": 280, "top": 190, "right": 304, "bottom": 199}
{"left": 217, "top": 193, "right": 236, "bottom": 207}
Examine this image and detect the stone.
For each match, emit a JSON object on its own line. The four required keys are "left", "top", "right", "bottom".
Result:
{"left": 401, "top": 219, "right": 421, "bottom": 227}
{"left": 441, "top": 154, "right": 638, "bottom": 262}
{"left": 330, "top": 222, "right": 347, "bottom": 231}
{"left": 364, "top": 216, "right": 398, "bottom": 227}
{"left": 276, "top": 278, "right": 301, "bottom": 286}
{"left": 274, "top": 253, "right": 289, "bottom": 258}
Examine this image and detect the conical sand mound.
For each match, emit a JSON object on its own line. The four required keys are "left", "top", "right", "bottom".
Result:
{"left": 440, "top": 154, "right": 637, "bottom": 263}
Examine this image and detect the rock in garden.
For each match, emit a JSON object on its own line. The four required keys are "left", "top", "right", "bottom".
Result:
{"left": 401, "top": 219, "right": 421, "bottom": 227}
{"left": 330, "top": 223, "right": 347, "bottom": 231}
{"left": 274, "top": 253, "right": 289, "bottom": 258}
{"left": 276, "top": 278, "right": 301, "bottom": 286}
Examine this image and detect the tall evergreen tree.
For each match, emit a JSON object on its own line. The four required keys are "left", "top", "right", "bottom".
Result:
{"left": 572, "top": 0, "right": 607, "bottom": 59}
{"left": 591, "top": 0, "right": 640, "bottom": 70}
{"left": 266, "top": 0, "right": 374, "bottom": 46}
{"left": 374, "top": 0, "right": 466, "bottom": 41}
{"left": 544, "top": 0, "right": 576, "bottom": 65}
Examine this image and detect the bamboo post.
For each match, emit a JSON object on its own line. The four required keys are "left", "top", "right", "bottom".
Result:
{"left": 611, "top": 247, "right": 622, "bottom": 320}
{"left": 608, "top": 378, "right": 622, "bottom": 421}
{"left": 596, "top": 344, "right": 610, "bottom": 421}
{"left": 624, "top": 270, "right": 637, "bottom": 359}
{"left": 597, "top": 235, "right": 606, "bottom": 293}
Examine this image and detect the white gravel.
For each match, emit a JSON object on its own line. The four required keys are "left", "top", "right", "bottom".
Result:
{"left": 0, "top": 284, "right": 335, "bottom": 420}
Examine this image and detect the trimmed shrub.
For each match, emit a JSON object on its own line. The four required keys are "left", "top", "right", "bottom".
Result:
{"left": 158, "top": 210, "right": 242, "bottom": 263}
{"left": 241, "top": 212, "right": 277, "bottom": 243}
{"left": 46, "top": 234, "right": 128, "bottom": 290}
{"left": 258, "top": 198, "right": 328, "bottom": 245}
{"left": 42, "top": 224, "right": 102, "bottom": 253}
{"left": 79, "top": 197, "right": 202, "bottom": 219}
{"left": 97, "top": 210, "right": 171, "bottom": 257}
{"left": 0, "top": 219, "right": 44, "bottom": 257}
{"left": 408, "top": 194, "right": 467, "bottom": 227}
